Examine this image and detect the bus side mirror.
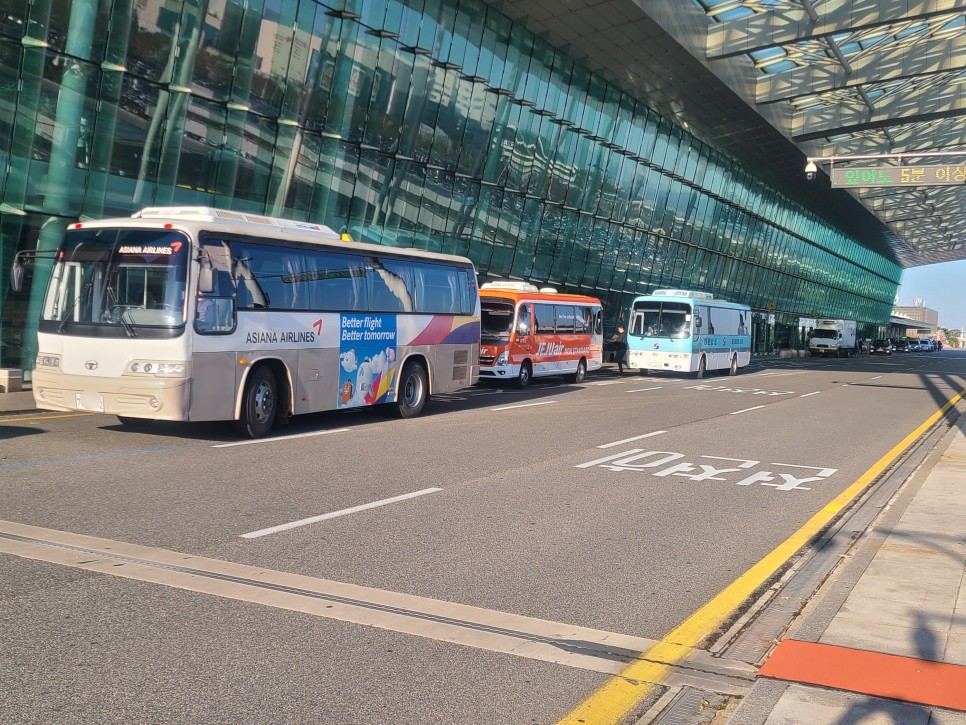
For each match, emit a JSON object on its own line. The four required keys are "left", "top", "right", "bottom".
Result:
{"left": 694, "top": 315, "right": 702, "bottom": 330}
{"left": 10, "top": 260, "right": 24, "bottom": 292}
{"left": 198, "top": 257, "right": 214, "bottom": 294}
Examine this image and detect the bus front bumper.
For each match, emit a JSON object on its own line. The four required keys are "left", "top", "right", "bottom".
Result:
{"left": 478, "top": 363, "right": 518, "bottom": 380}
{"left": 31, "top": 369, "right": 190, "bottom": 421}
{"left": 628, "top": 350, "right": 691, "bottom": 372}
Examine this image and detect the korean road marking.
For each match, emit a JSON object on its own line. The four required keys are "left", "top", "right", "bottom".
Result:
{"left": 799, "top": 392, "right": 821, "bottom": 398}
{"left": 241, "top": 488, "right": 443, "bottom": 539}
{"left": 576, "top": 450, "right": 835, "bottom": 492}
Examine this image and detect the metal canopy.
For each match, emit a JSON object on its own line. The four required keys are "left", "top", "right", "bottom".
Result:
{"left": 484, "top": 0, "right": 966, "bottom": 268}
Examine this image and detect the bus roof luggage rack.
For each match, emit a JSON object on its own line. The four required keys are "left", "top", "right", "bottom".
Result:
{"left": 132, "top": 207, "right": 341, "bottom": 239}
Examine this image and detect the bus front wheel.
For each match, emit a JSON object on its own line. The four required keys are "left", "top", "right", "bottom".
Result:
{"left": 565, "top": 358, "right": 587, "bottom": 384}
{"left": 516, "top": 361, "right": 532, "bottom": 389}
{"left": 396, "top": 360, "right": 428, "bottom": 418}
{"left": 695, "top": 356, "right": 707, "bottom": 379}
{"left": 236, "top": 366, "right": 277, "bottom": 438}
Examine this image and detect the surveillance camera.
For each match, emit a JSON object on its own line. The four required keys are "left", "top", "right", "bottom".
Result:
{"left": 805, "top": 161, "right": 818, "bottom": 181}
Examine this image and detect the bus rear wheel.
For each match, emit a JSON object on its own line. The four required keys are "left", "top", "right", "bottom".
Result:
{"left": 395, "top": 360, "right": 428, "bottom": 418}
{"left": 516, "top": 361, "right": 532, "bottom": 389}
{"left": 235, "top": 366, "right": 277, "bottom": 438}
{"left": 565, "top": 358, "right": 587, "bottom": 384}
{"left": 728, "top": 355, "right": 738, "bottom": 376}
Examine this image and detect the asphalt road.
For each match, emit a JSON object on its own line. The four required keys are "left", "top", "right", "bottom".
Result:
{"left": 2, "top": 350, "right": 964, "bottom": 724}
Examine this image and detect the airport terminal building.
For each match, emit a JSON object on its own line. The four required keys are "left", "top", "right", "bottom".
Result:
{"left": 0, "top": 0, "right": 911, "bottom": 375}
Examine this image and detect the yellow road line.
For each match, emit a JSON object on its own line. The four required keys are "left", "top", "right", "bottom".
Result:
{"left": 557, "top": 386, "right": 966, "bottom": 725}
{"left": 0, "top": 412, "right": 93, "bottom": 423}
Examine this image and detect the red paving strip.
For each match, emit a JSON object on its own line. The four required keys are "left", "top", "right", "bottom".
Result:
{"left": 758, "top": 640, "right": 966, "bottom": 711}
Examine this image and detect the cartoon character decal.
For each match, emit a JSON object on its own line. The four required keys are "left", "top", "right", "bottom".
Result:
{"left": 340, "top": 380, "right": 354, "bottom": 406}
{"left": 338, "top": 314, "right": 398, "bottom": 409}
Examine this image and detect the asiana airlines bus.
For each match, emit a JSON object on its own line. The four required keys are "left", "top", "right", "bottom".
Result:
{"left": 11, "top": 207, "right": 481, "bottom": 437}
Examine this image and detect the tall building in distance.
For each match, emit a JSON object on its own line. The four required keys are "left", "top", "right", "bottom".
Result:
{"left": 893, "top": 300, "right": 939, "bottom": 337}
{"left": 0, "top": 0, "right": 907, "bottom": 375}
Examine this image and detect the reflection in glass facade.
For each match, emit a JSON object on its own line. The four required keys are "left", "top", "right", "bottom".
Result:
{"left": 0, "top": 0, "right": 902, "bottom": 373}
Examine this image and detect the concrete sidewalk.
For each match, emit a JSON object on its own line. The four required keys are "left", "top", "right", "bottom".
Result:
{"left": 729, "top": 413, "right": 966, "bottom": 725}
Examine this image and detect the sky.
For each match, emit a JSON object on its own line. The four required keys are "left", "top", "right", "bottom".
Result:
{"left": 895, "top": 259, "right": 966, "bottom": 332}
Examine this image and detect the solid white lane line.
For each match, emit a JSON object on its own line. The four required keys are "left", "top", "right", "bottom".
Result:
{"left": 730, "top": 405, "right": 765, "bottom": 415}
{"left": 869, "top": 375, "right": 883, "bottom": 380}
{"left": 491, "top": 400, "right": 558, "bottom": 411}
{"left": 627, "top": 386, "right": 663, "bottom": 393}
{"left": 598, "top": 431, "right": 668, "bottom": 449}
{"left": 213, "top": 428, "right": 351, "bottom": 448}
{"left": 799, "top": 392, "right": 821, "bottom": 398}
{"left": 241, "top": 488, "right": 443, "bottom": 539}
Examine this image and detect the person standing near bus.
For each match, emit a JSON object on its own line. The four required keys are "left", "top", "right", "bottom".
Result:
{"left": 610, "top": 325, "right": 628, "bottom": 374}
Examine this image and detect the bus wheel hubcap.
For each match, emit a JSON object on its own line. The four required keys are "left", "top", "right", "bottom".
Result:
{"left": 254, "top": 383, "right": 274, "bottom": 422}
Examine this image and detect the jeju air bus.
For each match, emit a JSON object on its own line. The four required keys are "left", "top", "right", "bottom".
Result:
{"left": 478, "top": 281, "right": 603, "bottom": 388}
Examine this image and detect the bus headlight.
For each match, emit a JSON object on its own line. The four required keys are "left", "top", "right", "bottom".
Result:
{"left": 126, "top": 360, "right": 186, "bottom": 377}
{"left": 36, "top": 354, "right": 61, "bottom": 369}
{"left": 496, "top": 351, "right": 509, "bottom": 366}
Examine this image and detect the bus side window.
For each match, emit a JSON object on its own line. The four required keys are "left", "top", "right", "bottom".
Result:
{"left": 534, "top": 304, "right": 555, "bottom": 334}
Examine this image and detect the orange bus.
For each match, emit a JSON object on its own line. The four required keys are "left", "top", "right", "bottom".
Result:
{"left": 478, "top": 281, "right": 603, "bottom": 388}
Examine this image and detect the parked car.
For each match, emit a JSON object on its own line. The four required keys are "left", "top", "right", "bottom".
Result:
{"left": 908, "top": 339, "right": 923, "bottom": 352}
{"left": 894, "top": 339, "right": 909, "bottom": 352}
{"left": 869, "top": 339, "right": 893, "bottom": 355}
{"left": 922, "top": 339, "right": 935, "bottom": 351}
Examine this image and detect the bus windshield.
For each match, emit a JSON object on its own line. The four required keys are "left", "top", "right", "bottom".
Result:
{"left": 481, "top": 298, "right": 515, "bottom": 343}
{"left": 629, "top": 300, "right": 691, "bottom": 339}
{"left": 41, "top": 228, "right": 189, "bottom": 334}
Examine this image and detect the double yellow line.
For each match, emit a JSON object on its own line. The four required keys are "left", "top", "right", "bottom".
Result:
{"left": 558, "top": 386, "right": 966, "bottom": 724}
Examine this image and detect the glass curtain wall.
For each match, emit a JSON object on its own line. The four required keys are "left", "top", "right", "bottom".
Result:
{"left": 0, "top": 0, "right": 902, "bottom": 372}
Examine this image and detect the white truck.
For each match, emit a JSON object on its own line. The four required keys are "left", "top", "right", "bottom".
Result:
{"left": 808, "top": 319, "right": 858, "bottom": 357}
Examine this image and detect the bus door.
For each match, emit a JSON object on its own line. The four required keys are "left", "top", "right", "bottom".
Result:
{"left": 513, "top": 302, "right": 533, "bottom": 361}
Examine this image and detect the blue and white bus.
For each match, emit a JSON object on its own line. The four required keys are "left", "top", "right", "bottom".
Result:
{"left": 625, "top": 290, "right": 751, "bottom": 378}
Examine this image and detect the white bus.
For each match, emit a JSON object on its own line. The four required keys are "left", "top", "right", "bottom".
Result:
{"left": 14, "top": 207, "right": 481, "bottom": 437}
{"left": 626, "top": 289, "right": 751, "bottom": 377}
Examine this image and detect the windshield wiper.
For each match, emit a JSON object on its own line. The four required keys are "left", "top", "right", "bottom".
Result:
{"left": 58, "top": 274, "right": 97, "bottom": 334}
{"left": 108, "top": 305, "right": 138, "bottom": 337}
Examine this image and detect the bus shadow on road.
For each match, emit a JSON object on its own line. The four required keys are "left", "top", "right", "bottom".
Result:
{"left": 95, "top": 379, "right": 583, "bottom": 441}
{"left": 0, "top": 425, "right": 45, "bottom": 441}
